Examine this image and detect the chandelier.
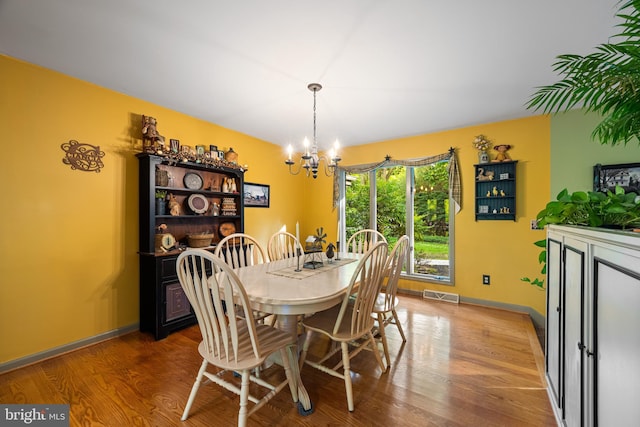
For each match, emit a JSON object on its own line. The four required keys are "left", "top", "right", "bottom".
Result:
{"left": 285, "top": 83, "right": 341, "bottom": 179}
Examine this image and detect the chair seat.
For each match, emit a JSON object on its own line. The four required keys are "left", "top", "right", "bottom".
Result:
{"left": 198, "top": 320, "right": 294, "bottom": 371}
{"left": 373, "top": 293, "right": 399, "bottom": 313}
{"left": 303, "top": 303, "right": 376, "bottom": 342}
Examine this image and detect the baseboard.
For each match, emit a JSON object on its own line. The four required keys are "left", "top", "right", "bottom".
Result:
{"left": 0, "top": 323, "right": 139, "bottom": 374}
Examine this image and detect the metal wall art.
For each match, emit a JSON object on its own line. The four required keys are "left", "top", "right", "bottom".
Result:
{"left": 61, "top": 140, "right": 105, "bottom": 172}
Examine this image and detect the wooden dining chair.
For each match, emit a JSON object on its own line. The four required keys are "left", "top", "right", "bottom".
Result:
{"left": 346, "top": 229, "right": 387, "bottom": 254}
{"left": 267, "top": 231, "right": 304, "bottom": 261}
{"left": 214, "top": 233, "right": 272, "bottom": 324}
{"left": 177, "top": 249, "right": 300, "bottom": 427}
{"left": 373, "top": 235, "right": 409, "bottom": 367}
{"left": 214, "top": 232, "right": 268, "bottom": 267}
{"left": 299, "top": 241, "right": 389, "bottom": 412}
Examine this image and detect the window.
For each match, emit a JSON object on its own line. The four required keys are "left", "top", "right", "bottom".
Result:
{"left": 341, "top": 159, "right": 454, "bottom": 285}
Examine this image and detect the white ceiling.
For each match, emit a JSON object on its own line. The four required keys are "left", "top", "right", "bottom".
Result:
{"left": 0, "top": 0, "right": 620, "bottom": 149}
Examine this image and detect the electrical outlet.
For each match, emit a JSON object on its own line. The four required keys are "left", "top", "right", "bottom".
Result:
{"left": 482, "top": 274, "right": 490, "bottom": 285}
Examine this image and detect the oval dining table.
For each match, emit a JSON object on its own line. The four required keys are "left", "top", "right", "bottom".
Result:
{"left": 230, "top": 253, "right": 361, "bottom": 414}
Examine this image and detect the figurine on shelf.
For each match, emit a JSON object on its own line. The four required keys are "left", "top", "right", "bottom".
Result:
{"left": 476, "top": 168, "right": 495, "bottom": 181}
{"left": 222, "top": 177, "right": 230, "bottom": 193}
{"left": 142, "top": 115, "right": 165, "bottom": 153}
{"left": 492, "top": 144, "right": 512, "bottom": 162}
{"left": 211, "top": 202, "right": 219, "bottom": 216}
{"left": 168, "top": 193, "right": 181, "bottom": 216}
{"left": 229, "top": 178, "right": 237, "bottom": 193}
{"left": 492, "top": 186, "right": 499, "bottom": 197}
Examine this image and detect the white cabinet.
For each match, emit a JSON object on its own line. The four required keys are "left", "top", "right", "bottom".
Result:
{"left": 546, "top": 225, "right": 640, "bottom": 427}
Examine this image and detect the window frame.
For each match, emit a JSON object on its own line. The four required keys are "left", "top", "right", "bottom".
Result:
{"left": 338, "top": 162, "right": 455, "bottom": 286}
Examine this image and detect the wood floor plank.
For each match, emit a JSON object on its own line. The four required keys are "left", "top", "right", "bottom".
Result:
{"left": 0, "top": 295, "right": 556, "bottom": 426}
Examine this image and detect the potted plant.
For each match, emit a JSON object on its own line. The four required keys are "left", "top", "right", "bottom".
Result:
{"left": 527, "top": 1, "right": 640, "bottom": 147}
{"left": 155, "top": 190, "right": 167, "bottom": 215}
{"left": 522, "top": 186, "right": 640, "bottom": 288}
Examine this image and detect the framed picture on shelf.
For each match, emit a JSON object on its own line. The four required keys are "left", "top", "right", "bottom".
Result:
{"left": 244, "top": 182, "right": 270, "bottom": 208}
{"left": 169, "top": 139, "right": 180, "bottom": 153}
{"left": 593, "top": 162, "right": 640, "bottom": 193}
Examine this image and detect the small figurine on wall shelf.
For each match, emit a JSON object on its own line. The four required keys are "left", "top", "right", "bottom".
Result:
{"left": 168, "top": 193, "right": 181, "bottom": 216}
{"left": 142, "top": 115, "right": 165, "bottom": 153}
{"left": 492, "top": 144, "right": 512, "bottom": 162}
{"left": 476, "top": 168, "right": 495, "bottom": 181}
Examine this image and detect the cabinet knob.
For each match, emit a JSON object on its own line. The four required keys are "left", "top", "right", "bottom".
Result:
{"left": 577, "top": 342, "right": 585, "bottom": 351}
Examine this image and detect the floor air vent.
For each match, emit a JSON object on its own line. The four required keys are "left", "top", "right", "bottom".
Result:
{"left": 422, "top": 289, "right": 459, "bottom": 304}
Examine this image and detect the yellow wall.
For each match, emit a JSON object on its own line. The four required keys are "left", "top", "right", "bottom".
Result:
{"left": 0, "top": 53, "right": 550, "bottom": 366}
{"left": 0, "top": 55, "right": 306, "bottom": 364}
{"left": 307, "top": 116, "right": 551, "bottom": 315}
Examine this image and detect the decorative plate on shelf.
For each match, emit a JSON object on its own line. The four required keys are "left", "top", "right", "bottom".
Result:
{"left": 183, "top": 172, "right": 204, "bottom": 190}
{"left": 187, "top": 193, "right": 209, "bottom": 214}
{"left": 219, "top": 222, "right": 236, "bottom": 237}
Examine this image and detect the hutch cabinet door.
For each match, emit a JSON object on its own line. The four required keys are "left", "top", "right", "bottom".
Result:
{"left": 545, "top": 236, "right": 563, "bottom": 409}
{"left": 591, "top": 245, "right": 640, "bottom": 426}
{"left": 562, "top": 237, "right": 588, "bottom": 427}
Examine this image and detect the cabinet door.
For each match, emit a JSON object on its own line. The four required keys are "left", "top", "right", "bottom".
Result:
{"left": 563, "top": 238, "right": 588, "bottom": 427}
{"left": 546, "top": 237, "right": 563, "bottom": 408}
{"left": 591, "top": 245, "right": 640, "bottom": 427}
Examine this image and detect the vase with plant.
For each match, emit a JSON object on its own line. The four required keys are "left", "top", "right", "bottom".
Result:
{"left": 155, "top": 190, "right": 167, "bottom": 215}
{"left": 472, "top": 134, "right": 492, "bottom": 163}
{"left": 522, "top": 186, "right": 640, "bottom": 288}
{"left": 527, "top": 0, "right": 640, "bottom": 147}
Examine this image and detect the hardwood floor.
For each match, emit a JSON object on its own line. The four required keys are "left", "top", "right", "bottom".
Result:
{"left": 0, "top": 295, "right": 555, "bottom": 426}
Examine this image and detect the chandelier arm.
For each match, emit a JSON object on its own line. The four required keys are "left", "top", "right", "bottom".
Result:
{"left": 285, "top": 158, "right": 311, "bottom": 176}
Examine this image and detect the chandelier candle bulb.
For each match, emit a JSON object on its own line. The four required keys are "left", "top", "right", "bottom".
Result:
{"left": 303, "top": 138, "right": 310, "bottom": 157}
